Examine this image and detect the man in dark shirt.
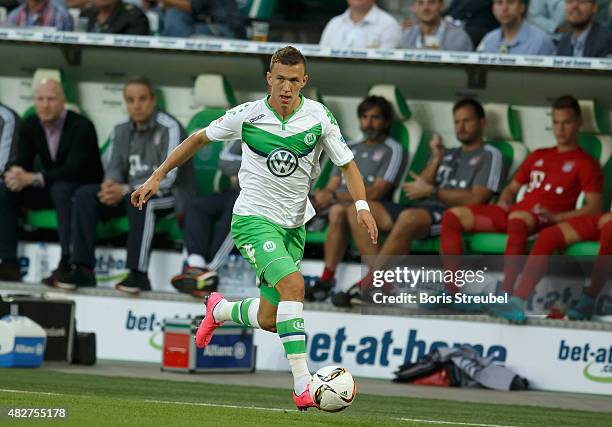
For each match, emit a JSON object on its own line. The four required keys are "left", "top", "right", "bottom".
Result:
{"left": 81, "top": 0, "right": 149, "bottom": 35}
{"left": 0, "top": 79, "right": 103, "bottom": 282}
{"left": 557, "top": 0, "right": 611, "bottom": 57}
{"left": 444, "top": 0, "right": 498, "bottom": 46}
{"left": 161, "top": 0, "right": 245, "bottom": 38}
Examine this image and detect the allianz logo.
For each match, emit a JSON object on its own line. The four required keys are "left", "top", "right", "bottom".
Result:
{"left": 204, "top": 342, "right": 246, "bottom": 360}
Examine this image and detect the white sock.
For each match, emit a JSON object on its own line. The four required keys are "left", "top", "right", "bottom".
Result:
{"left": 212, "top": 299, "right": 235, "bottom": 322}
{"left": 277, "top": 301, "right": 310, "bottom": 395}
{"left": 187, "top": 254, "right": 207, "bottom": 269}
{"left": 247, "top": 298, "right": 260, "bottom": 328}
{"left": 288, "top": 354, "right": 311, "bottom": 395}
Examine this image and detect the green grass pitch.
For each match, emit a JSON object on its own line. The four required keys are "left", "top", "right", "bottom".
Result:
{"left": 1, "top": 370, "right": 611, "bottom": 426}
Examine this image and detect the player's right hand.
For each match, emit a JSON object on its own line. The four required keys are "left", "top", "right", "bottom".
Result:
{"left": 357, "top": 209, "right": 378, "bottom": 245}
{"left": 429, "top": 134, "right": 444, "bottom": 160}
{"left": 131, "top": 174, "right": 162, "bottom": 210}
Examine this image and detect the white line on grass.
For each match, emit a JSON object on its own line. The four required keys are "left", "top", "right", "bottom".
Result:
{"left": 394, "top": 417, "right": 516, "bottom": 427}
{"left": 0, "top": 388, "right": 63, "bottom": 396}
{"left": 144, "top": 399, "right": 298, "bottom": 413}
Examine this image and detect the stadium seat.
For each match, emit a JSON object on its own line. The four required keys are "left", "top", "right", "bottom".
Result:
{"left": 189, "top": 73, "right": 237, "bottom": 196}
{"left": 461, "top": 103, "right": 528, "bottom": 255}
{"left": 239, "top": 0, "right": 278, "bottom": 20}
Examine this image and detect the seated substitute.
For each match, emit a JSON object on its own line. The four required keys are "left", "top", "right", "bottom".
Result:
{"left": 309, "top": 96, "right": 406, "bottom": 301}
{"left": 0, "top": 79, "right": 102, "bottom": 283}
{"left": 80, "top": 0, "right": 150, "bottom": 35}
{"left": 170, "top": 139, "right": 242, "bottom": 296}
{"left": 57, "top": 77, "right": 195, "bottom": 293}
{"left": 481, "top": 0, "right": 555, "bottom": 55}
{"left": 556, "top": 0, "right": 612, "bottom": 57}
{"left": 400, "top": 0, "right": 473, "bottom": 51}
{"left": 508, "top": 211, "right": 612, "bottom": 322}
{"left": 440, "top": 95, "right": 604, "bottom": 322}
{"left": 333, "top": 99, "right": 506, "bottom": 307}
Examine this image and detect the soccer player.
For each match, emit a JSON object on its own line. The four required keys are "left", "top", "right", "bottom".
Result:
{"left": 512, "top": 211, "right": 611, "bottom": 321}
{"left": 131, "top": 46, "right": 378, "bottom": 410}
{"left": 440, "top": 95, "right": 604, "bottom": 322}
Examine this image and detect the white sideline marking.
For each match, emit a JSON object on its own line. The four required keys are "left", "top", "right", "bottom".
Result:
{"left": 0, "top": 388, "right": 63, "bottom": 396}
{"left": 144, "top": 399, "right": 298, "bottom": 413}
{"left": 395, "top": 417, "right": 516, "bottom": 427}
{"left": 0, "top": 389, "right": 517, "bottom": 426}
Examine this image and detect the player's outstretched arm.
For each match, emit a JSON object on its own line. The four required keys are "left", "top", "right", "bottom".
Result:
{"left": 131, "top": 129, "right": 210, "bottom": 210}
{"left": 341, "top": 160, "right": 378, "bottom": 244}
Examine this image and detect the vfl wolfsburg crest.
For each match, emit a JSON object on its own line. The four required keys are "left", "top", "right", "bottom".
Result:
{"left": 267, "top": 148, "right": 298, "bottom": 177}
{"left": 304, "top": 132, "right": 317, "bottom": 145}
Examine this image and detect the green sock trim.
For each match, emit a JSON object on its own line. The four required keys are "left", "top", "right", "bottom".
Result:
{"left": 276, "top": 318, "right": 305, "bottom": 335}
{"left": 240, "top": 298, "right": 254, "bottom": 327}
{"left": 283, "top": 340, "right": 306, "bottom": 355}
{"left": 230, "top": 303, "right": 240, "bottom": 324}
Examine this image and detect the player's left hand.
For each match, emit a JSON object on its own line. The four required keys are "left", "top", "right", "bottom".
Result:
{"left": 403, "top": 172, "right": 434, "bottom": 200}
{"left": 131, "top": 173, "right": 162, "bottom": 210}
{"left": 532, "top": 204, "right": 558, "bottom": 224}
{"left": 357, "top": 209, "right": 378, "bottom": 244}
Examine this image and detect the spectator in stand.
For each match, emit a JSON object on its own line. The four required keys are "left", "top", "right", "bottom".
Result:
{"left": 80, "top": 0, "right": 149, "bottom": 35}
{"left": 444, "top": 0, "right": 498, "bottom": 47}
{"left": 557, "top": 0, "right": 612, "bottom": 57}
{"left": 161, "top": 0, "right": 245, "bottom": 38}
{"left": 400, "top": 0, "right": 473, "bottom": 51}
{"left": 170, "top": 140, "right": 242, "bottom": 297}
{"left": 7, "top": 0, "right": 73, "bottom": 31}
{"left": 0, "top": 79, "right": 102, "bottom": 282}
{"left": 528, "top": 1, "right": 610, "bottom": 40}
{"left": 308, "top": 96, "right": 406, "bottom": 302}
{"left": 320, "top": 0, "right": 402, "bottom": 49}
{"left": 482, "top": 0, "right": 555, "bottom": 55}
{"left": 56, "top": 77, "right": 195, "bottom": 294}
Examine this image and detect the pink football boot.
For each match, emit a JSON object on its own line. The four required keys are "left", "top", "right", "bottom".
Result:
{"left": 292, "top": 383, "right": 319, "bottom": 411}
{"left": 195, "top": 292, "right": 225, "bottom": 348}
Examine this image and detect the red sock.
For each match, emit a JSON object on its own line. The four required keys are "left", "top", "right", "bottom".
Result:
{"left": 514, "top": 226, "right": 566, "bottom": 301}
{"left": 320, "top": 267, "right": 335, "bottom": 282}
{"left": 502, "top": 218, "right": 530, "bottom": 294}
{"left": 440, "top": 211, "right": 464, "bottom": 255}
{"left": 357, "top": 269, "right": 374, "bottom": 289}
{"left": 587, "top": 220, "right": 612, "bottom": 298}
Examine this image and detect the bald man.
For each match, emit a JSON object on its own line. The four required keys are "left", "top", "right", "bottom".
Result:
{"left": 0, "top": 79, "right": 103, "bottom": 283}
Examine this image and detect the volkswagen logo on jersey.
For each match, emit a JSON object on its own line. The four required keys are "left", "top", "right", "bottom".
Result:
{"left": 267, "top": 148, "right": 298, "bottom": 177}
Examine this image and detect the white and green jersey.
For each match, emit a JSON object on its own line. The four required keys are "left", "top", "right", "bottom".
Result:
{"left": 205, "top": 95, "right": 354, "bottom": 228}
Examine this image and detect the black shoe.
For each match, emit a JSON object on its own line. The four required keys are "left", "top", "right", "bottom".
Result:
{"left": 55, "top": 265, "right": 96, "bottom": 290}
{"left": 42, "top": 259, "right": 70, "bottom": 287}
{"left": 0, "top": 261, "right": 21, "bottom": 282}
{"left": 305, "top": 277, "right": 334, "bottom": 302}
{"left": 171, "top": 266, "right": 218, "bottom": 297}
{"left": 115, "top": 271, "right": 151, "bottom": 294}
{"left": 331, "top": 284, "right": 363, "bottom": 308}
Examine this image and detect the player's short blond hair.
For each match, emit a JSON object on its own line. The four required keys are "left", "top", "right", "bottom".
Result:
{"left": 269, "top": 46, "right": 306, "bottom": 72}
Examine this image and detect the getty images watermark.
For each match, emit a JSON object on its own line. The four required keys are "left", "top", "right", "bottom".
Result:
{"left": 370, "top": 266, "right": 508, "bottom": 306}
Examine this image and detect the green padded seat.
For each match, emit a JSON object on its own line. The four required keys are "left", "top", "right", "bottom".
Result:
{"left": 565, "top": 241, "right": 600, "bottom": 257}
{"left": 240, "top": 0, "right": 278, "bottom": 19}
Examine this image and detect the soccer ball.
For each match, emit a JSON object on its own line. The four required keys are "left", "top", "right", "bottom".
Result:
{"left": 310, "top": 366, "right": 356, "bottom": 412}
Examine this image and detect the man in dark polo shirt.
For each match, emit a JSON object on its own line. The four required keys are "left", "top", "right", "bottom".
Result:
{"left": 81, "top": 0, "right": 150, "bottom": 35}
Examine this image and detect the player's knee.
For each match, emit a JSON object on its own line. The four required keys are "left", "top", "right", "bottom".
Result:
{"left": 276, "top": 273, "right": 304, "bottom": 302}
{"left": 328, "top": 203, "right": 348, "bottom": 224}
{"left": 449, "top": 207, "right": 471, "bottom": 229}
{"left": 258, "top": 313, "right": 277, "bottom": 332}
